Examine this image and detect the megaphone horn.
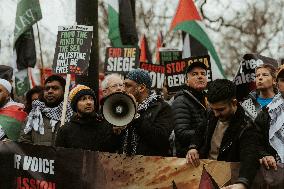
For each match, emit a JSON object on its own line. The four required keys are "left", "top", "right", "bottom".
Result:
{"left": 102, "top": 92, "right": 137, "bottom": 127}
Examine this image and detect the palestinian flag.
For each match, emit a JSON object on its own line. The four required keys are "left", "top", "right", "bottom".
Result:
{"left": 139, "top": 34, "right": 152, "bottom": 63}
{"left": 0, "top": 102, "right": 27, "bottom": 141}
{"left": 170, "top": 0, "right": 225, "bottom": 79}
{"left": 107, "top": 0, "right": 138, "bottom": 46}
{"left": 107, "top": 0, "right": 122, "bottom": 46}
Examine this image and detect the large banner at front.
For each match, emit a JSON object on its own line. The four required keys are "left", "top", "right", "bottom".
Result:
{"left": 0, "top": 142, "right": 284, "bottom": 189}
{"left": 104, "top": 47, "right": 139, "bottom": 76}
{"left": 165, "top": 55, "right": 211, "bottom": 93}
{"left": 233, "top": 54, "right": 278, "bottom": 101}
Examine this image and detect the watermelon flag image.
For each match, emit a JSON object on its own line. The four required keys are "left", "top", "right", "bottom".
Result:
{"left": 170, "top": 0, "right": 225, "bottom": 79}
{"left": 0, "top": 102, "right": 27, "bottom": 141}
{"left": 199, "top": 167, "right": 220, "bottom": 189}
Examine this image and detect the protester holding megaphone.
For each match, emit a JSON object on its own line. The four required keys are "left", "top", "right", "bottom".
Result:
{"left": 120, "top": 69, "right": 174, "bottom": 156}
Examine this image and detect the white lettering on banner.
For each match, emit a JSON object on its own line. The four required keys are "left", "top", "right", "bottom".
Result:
{"left": 57, "top": 52, "right": 86, "bottom": 60}
{"left": 70, "top": 59, "right": 78, "bottom": 66}
{"left": 234, "top": 72, "right": 256, "bottom": 85}
{"left": 14, "top": 9, "right": 36, "bottom": 37}
{"left": 107, "top": 57, "right": 136, "bottom": 72}
{"left": 14, "top": 154, "right": 21, "bottom": 169}
{"left": 167, "top": 74, "right": 185, "bottom": 87}
{"left": 56, "top": 66, "right": 68, "bottom": 74}
{"left": 149, "top": 72, "right": 165, "bottom": 89}
{"left": 25, "top": 9, "right": 36, "bottom": 21}
{"left": 56, "top": 59, "right": 68, "bottom": 67}
{"left": 241, "top": 59, "right": 264, "bottom": 70}
{"left": 14, "top": 155, "right": 55, "bottom": 175}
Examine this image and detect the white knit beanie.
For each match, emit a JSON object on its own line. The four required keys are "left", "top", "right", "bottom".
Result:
{"left": 0, "top": 79, "right": 12, "bottom": 94}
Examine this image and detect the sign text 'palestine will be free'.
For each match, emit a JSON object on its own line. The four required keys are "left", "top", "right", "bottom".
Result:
{"left": 53, "top": 25, "right": 93, "bottom": 75}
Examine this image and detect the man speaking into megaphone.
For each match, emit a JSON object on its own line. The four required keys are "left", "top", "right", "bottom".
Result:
{"left": 120, "top": 69, "right": 174, "bottom": 156}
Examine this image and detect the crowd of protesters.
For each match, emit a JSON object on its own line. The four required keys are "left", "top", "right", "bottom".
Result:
{"left": 0, "top": 60, "right": 284, "bottom": 189}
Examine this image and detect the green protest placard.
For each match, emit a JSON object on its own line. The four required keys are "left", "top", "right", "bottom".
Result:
{"left": 159, "top": 48, "right": 182, "bottom": 65}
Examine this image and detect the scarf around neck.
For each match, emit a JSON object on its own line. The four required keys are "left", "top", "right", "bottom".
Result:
{"left": 267, "top": 93, "right": 284, "bottom": 162}
{"left": 24, "top": 100, "right": 73, "bottom": 135}
{"left": 122, "top": 92, "right": 160, "bottom": 155}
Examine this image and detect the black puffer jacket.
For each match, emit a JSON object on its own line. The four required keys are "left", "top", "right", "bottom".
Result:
{"left": 55, "top": 114, "right": 116, "bottom": 152}
{"left": 123, "top": 98, "right": 174, "bottom": 156}
{"left": 192, "top": 105, "right": 261, "bottom": 188}
{"left": 172, "top": 88, "right": 207, "bottom": 157}
{"left": 254, "top": 108, "right": 278, "bottom": 159}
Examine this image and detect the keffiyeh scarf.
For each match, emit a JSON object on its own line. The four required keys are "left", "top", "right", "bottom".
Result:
{"left": 122, "top": 92, "right": 161, "bottom": 155}
{"left": 24, "top": 100, "right": 73, "bottom": 135}
{"left": 267, "top": 93, "right": 284, "bottom": 163}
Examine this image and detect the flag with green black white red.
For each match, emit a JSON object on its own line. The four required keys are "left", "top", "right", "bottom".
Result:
{"left": 14, "top": 0, "right": 42, "bottom": 70}
{"left": 107, "top": 0, "right": 138, "bottom": 46}
{"left": 0, "top": 103, "right": 27, "bottom": 141}
{"left": 170, "top": 0, "right": 225, "bottom": 79}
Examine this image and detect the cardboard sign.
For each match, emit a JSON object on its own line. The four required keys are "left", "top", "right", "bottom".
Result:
{"left": 165, "top": 55, "right": 211, "bottom": 93}
{"left": 104, "top": 47, "right": 139, "bottom": 75}
{"left": 233, "top": 54, "right": 278, "bottom": 101}
{"left": 140, "top": 62, "right": 165, "bottom": 89}
{"left": 52, "top": 25, "right": 93, "bottom": 75}
{"left": 159, "top": 48, "right": 182, "bottom": 65}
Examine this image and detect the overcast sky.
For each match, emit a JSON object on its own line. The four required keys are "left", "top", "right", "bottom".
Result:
{"left": 0, "top": 0, "right": 76, "bottom": 67}
{"left": 0, "top": 0, "right": 283, "bottom": 69}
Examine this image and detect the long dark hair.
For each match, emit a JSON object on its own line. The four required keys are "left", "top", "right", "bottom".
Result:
{"left": 24, "top": 86, "right": 44, "bottom": 113}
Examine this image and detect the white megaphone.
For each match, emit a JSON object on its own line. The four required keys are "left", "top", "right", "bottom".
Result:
{"left": 102, "top": 92, "right": 137, "bottom": 127}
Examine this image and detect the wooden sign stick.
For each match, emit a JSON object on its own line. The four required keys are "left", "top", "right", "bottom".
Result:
{"left": 60, "top": 74, "right": 71, "bottom": 126}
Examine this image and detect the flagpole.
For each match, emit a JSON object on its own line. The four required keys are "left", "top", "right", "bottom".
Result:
{"left": 36, "top": 23, "right": 45, "bottom": 85}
